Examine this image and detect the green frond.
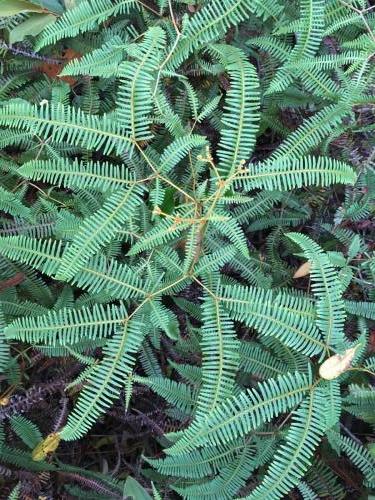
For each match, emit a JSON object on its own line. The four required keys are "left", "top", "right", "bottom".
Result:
{"left": 149, "top": 299, "right": 179, "bottom": 340}
{"left": 0, "top": 76, "right": 28, "bottom": 100}
{"left": 197, "top": 95, "right": 222, "bottom": 123}
{"left": 0, "top": 445, "right": 56, "bottom": 472}
{"left": 169, "top": 0, "right": 283, "bottom": 68}
{"left": 212, "top": 45, "right": 260, "bottom": 177}
{"left": 270, "top": 104, "right": 352, "bottom": 160}
{"left": 168, "top": 360, "right": 201, "bottom": 386}
{"left": 0, "top": 236, "right": 147, "bottom": 301}
{"left": 344, "top": 384, "right": 375, "bottom": 424}
{"left": 239, "top": 341, "right": 289, "bottom": 379}
{"left": 157, "top": 135, "right": 207, "bottom": 175}
{"left": 266, "top": 0, "right": 325, "bottom": 95}
{"left": 195, "top": 245, "right": 237, "bottom": 275}
{"left": 165, "top": 370, "right": 312, "bottom": 456}
{"left": 140, "top": 342, "right": 162, "bottom": 377}
{"left": 345, "top": 300, "right": 375, "bottom": 320}
{"left": 0, "top": 186, "right": 31, "bottom": 219}
{"left": 287, "top": 233, "right": 346, "bottom": 349}
{"left": 246, "top": 387, "right": 327, "bottom": 500}
{"left": 236, "top": 156, "right": 356, "bottom": 192}
{"left": 211, "top": 212, "right": 249, "bottom": 258}
{"left": 7, "top": 484, "right": 21, "bottom": 500}
{"left": 232, "top": 191, "right": 282, "bottom": 224}
{"left": 220, "top": 284, "right": 324, "bottom": 356}
{"left": 10, "top": 416, "right": 43, "bottom": 450}
{"left": 18, "top": 158, "right": 137, "bottom": 193}
{"left": 340, "top": 436, "right": 375, "bottom": 487}
{"left": 128, "top": 211, "right": 192, "bottom": 255}
{"left": 60, "top": 316, "right": 146, "bottom": 440}
{"left": 60, "top": 36, "right": 127, "bottom": 77}
{"left": 297, "top": 481, "right": 319, "bottom": 500}
{"left": 55, "top": 185, "right": 143, "bottom": 281}
{"left": 5, "top": 302, "right": 128, "bottom": 346}
{"left": 154, "top": 90, "right": 185, "bottom": 137}
{"left": 0, "top": 305, "right": 10, "bottom": 372}
{"left": 0, "top": 236, "right": 63, "bottom": 277}
{"left": 194, "top": 292, "right": 239, "bottom": 417}
{"left": 0, "top": 214, "right": 56, "bottom": 240}
{"left": 305, "top": 458, "right": 346, "bottom": 499}
{"left": 116, "top": 27, "right": 166, "bottom": 141}
{"left": 173, "top": 441, "right": 254, "bottom": 499}
{"left": 0, "top": 100, "right": 133, "bottom": 155}
{"left": 364, "top": 357, "right": 375, "bottom": 371}
{"left": 249, "top": 209, "right": 310, "bottom": 232}
{"left": 35, "top": 0, "right": 138, "bottom": 49}
{"left": 135, "top": 375, "right": 198, "bottom": 415}
{"left": 147, "top": 439, "right": 245, "bottom": 479}
{"left": 217, "top": 248, "right": 272, "bottom": 288}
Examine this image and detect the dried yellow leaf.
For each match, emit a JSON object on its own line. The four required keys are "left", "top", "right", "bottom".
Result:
{"left": 32, "top": 433, "right": 61, "bottom": 461}
{"left": 319, "top": 347, "right": 357, "bottom": 380}
{"left": 293, "top": 261, "right": 311, "bottom": 279}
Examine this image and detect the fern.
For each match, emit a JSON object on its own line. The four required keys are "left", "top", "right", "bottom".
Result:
{"left": 340, "top": 436, "right": 375, "bottom": 487}
{"left": 116, "top": 27, "right": 166, "bottom": 141}
{"left": 55, "top": 185, "right": 143, "bottom": 281}
{"left": 246, "top": 387, "right": 327, "bottom": 499}
{"left": 236, "top": 156, "right": 356, "bottom": 191}
{"left": 18, "top": 158, "right": 138, "bottom": 192}
{"left": 35, "top": 0, "right": 138, "bottom": 49}
{"left": 165, "top": 370, "right": 312, "bottom": 455}
{"left": 0, "top": 101, "right": 133, "bottom": 155}
{"left": 60, "top": 315, "right": 146, "bottom": 440}
{"left": 0, "top": 0, "right": 373, "bottom": 495}
{"left": 287, "top": 233, "right": 347, "bottom": 349}
{"left": 220, "top": 284, "right": 324, "bottom": 356}
{"left": 212, "top": 45, "right": 260, "bottom": 177}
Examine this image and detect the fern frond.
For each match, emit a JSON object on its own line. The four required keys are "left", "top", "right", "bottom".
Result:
{"left": 287, "top": 233, "right": 346, "bottom": 349}
{"left": 0, "top": 237, "right": 146, "bottom": 301}
{"left": 128, "top": 210, "right": 193, "bottom": 255}
{"left": 55, "top": 185, "right": 143, "bottom": 281}
{"left": 60, "top": 316, "right": 146, "bottom": 440}
{"left": 246, "top": 387, "right": 327, "bottom": 499}
{"left": 0, "top": 186, "right": 30, "bottom": 220}
{"left": 116, "top": 27, "right": 166, "bottom": 141}
{"left": 5, "top": 303, "right": 128, "bottom": 346}
{"left": 0, "top": 100, "right": 133, "bottom": 155}
{"left": 157, "top": 135, "right": 207, "bottom": 175}
{"left": 147, "top": 439, "right": 245, "bottom": 479}
{"left": 340, "top": 435, "right": 375, "bottom": 487}
{"left": 0, "top": 306, "right": 10, "bottom": 372}
{"left": 60, "top": 36, "right": 127, "bottom": 77}
{"left": 165, "top": 370, "right": 312, "bottom": 455}
{"left": 345, "top": 300, "right": 375, "bottom": 320}
{"left": 169, "top": 0, "right": 283, "bottom": 68}
{"left": 194, "top": 292, "right": 239, "bottom": 418}
{"left": 239, "top": 341, "right": 289, "bottom": 379}
{"left": 149, "top": 299, "right": 179, "bottom": 340}
{"left": 220, "top": 284, "right": 324, "bottom": 356}
{"left": 18, "top": 158, "right": 137, "bottom": 193}
{"left": 135, "top": 375, "right": 197, "bottom": 415}
{"left": 211, "top": 45, "right": 259, "bottom": 177}
{"left": 266, "top": 0, "right": 325, "bottom": 95}
{"left": 174, "top": 441, "right": 254, "bottom": 499}
{"left": 305, "top": 458, "right": 346, "bottom": 499}
{"left": 10, "top": 416, "right": 42, "bottom": 449}
{"left": 36, "top": 0, "right": 138, "bottom": 49}
{"left": 0, "top": 236, "right": 63, "bottom": 277}
{"left": 236, "top": 156, "right": 356, "bottom": 192}
{"left": 270, "top": 104, "right": 352, "bottom": 160}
